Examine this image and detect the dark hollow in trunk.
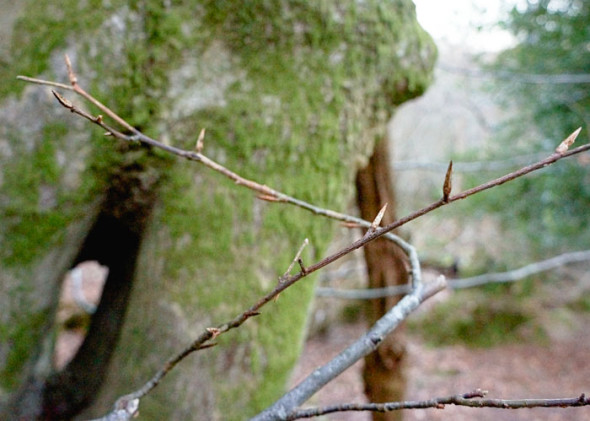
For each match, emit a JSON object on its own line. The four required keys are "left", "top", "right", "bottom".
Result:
{"left": 40, "top": 159, "right": 159, "bottom": 420}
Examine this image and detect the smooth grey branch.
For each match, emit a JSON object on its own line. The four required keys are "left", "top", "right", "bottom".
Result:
{"left": 250, "top": 277, "right": 447, "bottom": 421}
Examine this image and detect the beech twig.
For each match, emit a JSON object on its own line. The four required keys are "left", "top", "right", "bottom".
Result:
{"left": 252, "top": 276, "right": 447, "bottom": 421}
{"left": 285, "top": 390, "right": 590, "bottom": 419}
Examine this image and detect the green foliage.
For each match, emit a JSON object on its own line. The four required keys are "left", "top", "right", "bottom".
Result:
{"left": 473, "top": 0, "right": 590, "bottom": 255}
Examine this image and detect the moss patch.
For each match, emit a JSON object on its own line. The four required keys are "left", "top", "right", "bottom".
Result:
{"left": 0, "top": 310, "right": 49, "bottom": 390}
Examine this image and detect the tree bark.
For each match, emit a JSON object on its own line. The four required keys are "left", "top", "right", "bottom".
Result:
{"left": 356, "top": 137, "right": 409, "bottom": 421}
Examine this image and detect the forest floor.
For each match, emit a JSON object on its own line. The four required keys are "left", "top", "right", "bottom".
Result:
{"left": 291, "top": 311, "right": 590, "bottom": 421}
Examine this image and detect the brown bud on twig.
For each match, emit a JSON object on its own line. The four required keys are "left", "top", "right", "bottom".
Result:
{"left": 257, "top": 194, "right": 282, "bottom": 202}
{"left": 443, "top": 160, "right": 453, "bottom": 202}
{"left": 64, "top": 54, "right": 78, "bottom": 86}
{"left": 195, "top": 128, "right": 205, "bottom": 153}
{"left": 369, "top": 203, "right": 388, "bottom": 232}
{"left": 341, "top": 221, "right": 361, "bottom": 229}
{"left": 52, "top": 90, "right": 73, "bottom": 109}
{"left": 464, "top": 389, "right": 487, "bottom": 399}
{"left": 555, "top": 127, "right": 582, "bottom": 154}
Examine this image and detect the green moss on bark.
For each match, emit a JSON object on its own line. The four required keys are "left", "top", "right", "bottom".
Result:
{"left": 0, "top": 310, "right": 50, "bottom": 390}
{"left": 1, "top": 0, "right": 436, "bottom": 418}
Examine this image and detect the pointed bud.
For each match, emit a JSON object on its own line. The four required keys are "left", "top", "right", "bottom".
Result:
{"left": 555, "top": 127, "right": 582, "bottom": 154}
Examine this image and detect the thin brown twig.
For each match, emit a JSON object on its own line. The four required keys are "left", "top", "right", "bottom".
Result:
{"left": 18, "top": 70, "right": 403, "bottom": 232}
{"left": 316, "top": 248, "right": 590, "bottom": 299}
{"left": 22, "top": 65, "right": 424, "bottom": 288}
{"left": 281, "top": 238, "right": 310, "bottom": 282}
{"left": 285, "top": 390, "right": 590, "bottom": 419}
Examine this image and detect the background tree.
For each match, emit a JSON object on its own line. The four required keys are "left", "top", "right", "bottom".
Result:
{"left": 0, "top": 1, "right": 435, "bottom": 419}
{"left": 475, "top": 0, "right": 589, "bottom": 256}
{"left": 356, "top": 138, "right": 409, "bottom": 421}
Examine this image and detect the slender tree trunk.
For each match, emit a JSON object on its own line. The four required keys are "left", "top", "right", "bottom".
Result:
{"left": 356, "top": 137, "right": 409, "bottom": 421}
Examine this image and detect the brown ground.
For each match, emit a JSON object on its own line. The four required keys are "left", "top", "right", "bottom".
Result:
{"left": 291, "top": 317, "right": 590, "bottom": 421}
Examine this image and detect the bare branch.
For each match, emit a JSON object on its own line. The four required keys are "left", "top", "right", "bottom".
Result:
{"left": 316, "top": 249, "right": 590, "bottom": 299}
{"left": 17, "top": 75, "right": 73, "bottom": 90}
{"left": 252, "top": 277, "right": 447, "bottom": 421}
{"left": 450, "top": 249, "right": 590, "bottom": 289}
{"left": 377, "top": 133, "right": 590, "bottom": 240}
{"left": 20, "top": 70, "right": 428, "bottom": 414}
{"left": 285, "top": 390, "right": 590, "bottom": 420}
{"left": 87, "top": 397, "right": 139, "bottom": 421}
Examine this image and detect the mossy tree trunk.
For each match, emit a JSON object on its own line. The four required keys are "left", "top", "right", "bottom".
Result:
{"left": 356, "top": 137, "right": 409, "bottom": 421}
{"left": 0, "top": 1, "right": 435, "bottom": 419}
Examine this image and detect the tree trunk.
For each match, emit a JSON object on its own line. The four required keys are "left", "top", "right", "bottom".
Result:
{"left": 0, "top": 1, "right": 435, "bottom": 419}
{"left": 356, "top": 137, "right": 409, "bottom": 421}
